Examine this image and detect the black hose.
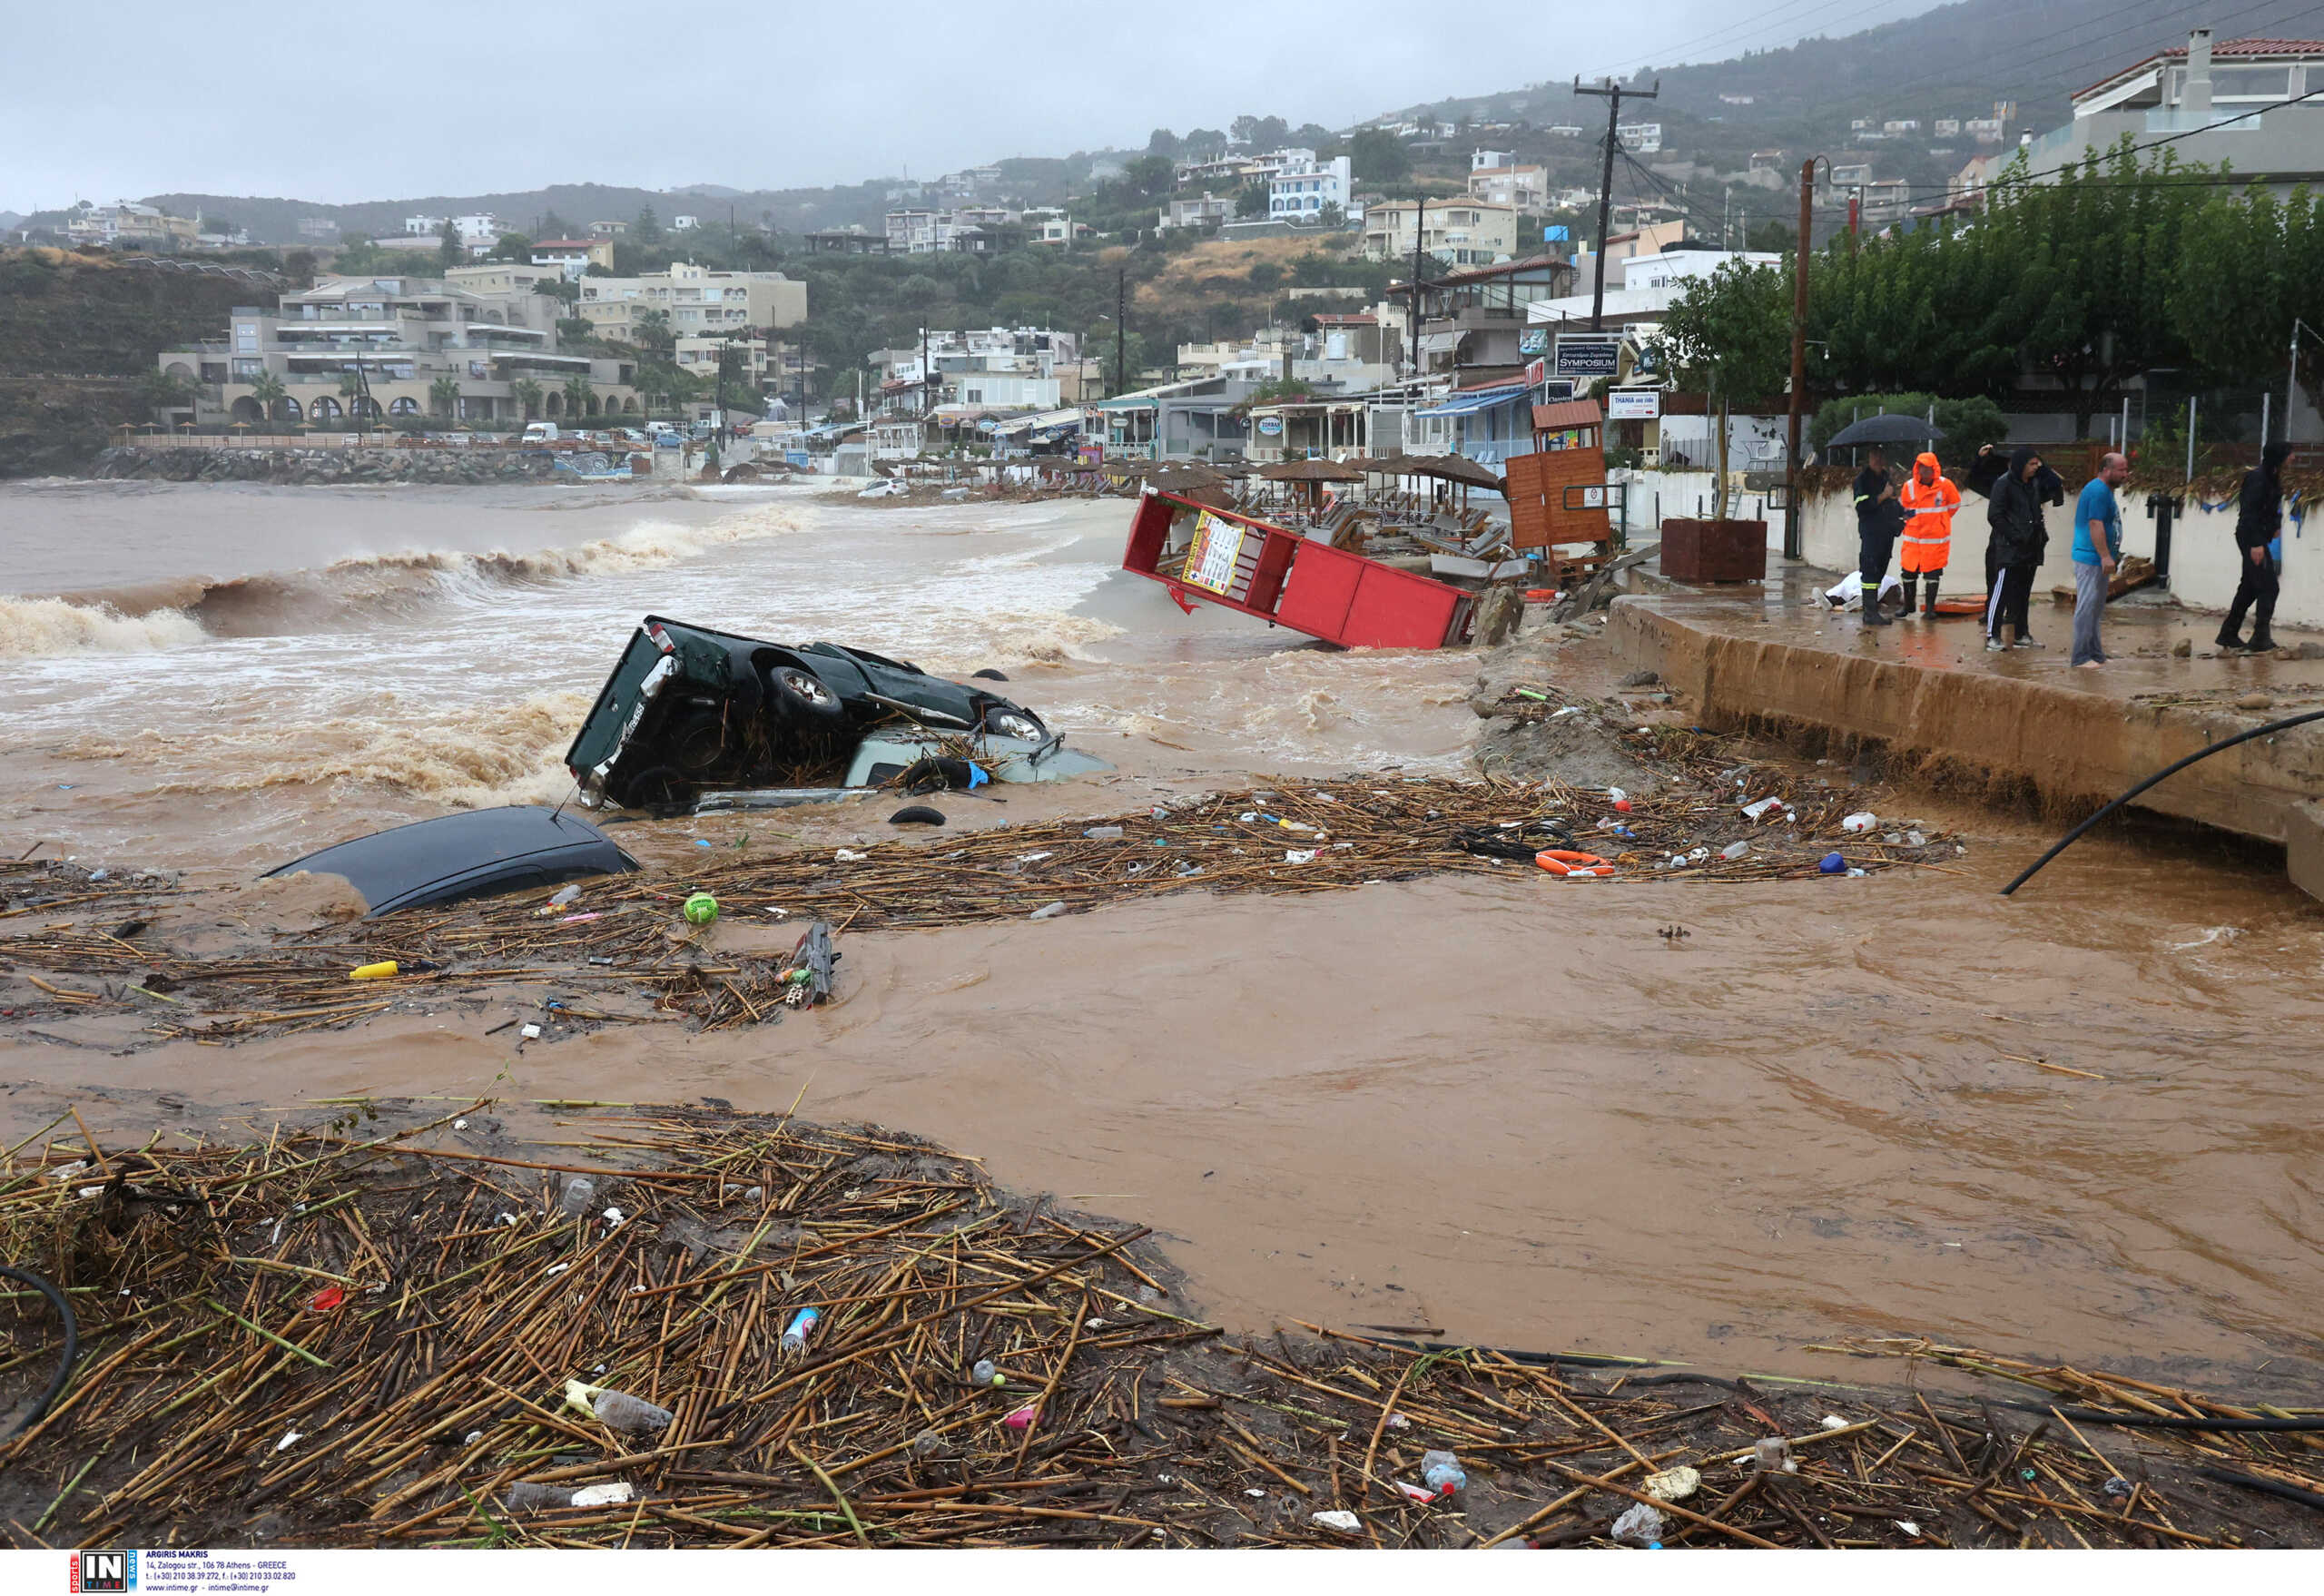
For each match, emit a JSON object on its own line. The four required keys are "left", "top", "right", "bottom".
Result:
{"left": 2000, "top": 708, "right": 2324, "bottom": 896}
{"left": 0, "top": 1263, "right": 80, "bottom": 1442}
{"left": 2002, "top": 1399, "right": 2324, "bottom": 1432}
{"left": 2199, "top": 1466, "right": 2324, "bottom": 1512}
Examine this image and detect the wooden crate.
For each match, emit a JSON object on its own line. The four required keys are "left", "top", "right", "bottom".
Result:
{"left": 1660, "top": 518, "right": 1768, "bottom": 583}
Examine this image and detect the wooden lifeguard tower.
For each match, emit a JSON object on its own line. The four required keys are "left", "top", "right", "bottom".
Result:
{"left": 1503, "top": 398, "right": 1618, "bottom": 587}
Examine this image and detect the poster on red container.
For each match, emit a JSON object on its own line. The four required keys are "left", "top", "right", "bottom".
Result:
{"left": 1183, "top": 511, "right": 1242, "bottom": 595}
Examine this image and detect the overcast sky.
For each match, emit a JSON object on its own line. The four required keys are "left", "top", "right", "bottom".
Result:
{"left": 4, "top": 0, "right": 1942, "bottom": 211}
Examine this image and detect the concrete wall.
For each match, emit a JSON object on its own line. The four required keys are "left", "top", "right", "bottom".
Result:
{"left": 1613, "top": 468, "right": 1787, "bottom": 545}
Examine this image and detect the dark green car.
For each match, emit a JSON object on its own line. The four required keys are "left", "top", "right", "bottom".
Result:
{"left": 566, "top": 616, "right": 1049, "bottom": 809}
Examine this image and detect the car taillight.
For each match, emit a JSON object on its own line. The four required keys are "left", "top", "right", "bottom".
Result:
{"left": 647, "top": 624, "right": 675, "bottom": 655}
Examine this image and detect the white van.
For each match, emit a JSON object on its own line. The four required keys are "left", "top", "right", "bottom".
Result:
{"left": 522, "top": 422, "right": 561, "bottom": 444}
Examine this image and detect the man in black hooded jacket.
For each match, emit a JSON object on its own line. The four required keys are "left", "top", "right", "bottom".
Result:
{"left": 1984, "top": 447, "right": 2049, "bottom": 649}
{"left": 2218, "top": 441, "right": 2291, "bottom": 653}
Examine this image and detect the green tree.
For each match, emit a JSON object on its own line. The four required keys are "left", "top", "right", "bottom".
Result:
{"left": 1122, "top": 155, "right": 1176, "bottom": 199}
{"left": 138, "top": 368, "right": 193, "bottom": 414}
{"left": 491, "top": 232, "right": 534, "bottom": 261}
{"left": 1656, "top": 259, "right": 1795, "bottom": 399}
{"left": 247, "top": 369, "right": 287, "bottom": 421}
{"left": 1234, "top": 182, "right": 1269, "bottom": 219}
{"left": 1349, "top": 129, "right": 1410, "bottom": 185}
{"left": 1147, "top": 128, "right": 1181, "bottom": 159}
{"left": 510, "top": 378, "right": 544, "bottom": 419}
{"left": 428, "top": 376, "right": 461, "bottom": 419}
{"left": 541, "top": 209, "right": 572, "bottom": 238}
{"left": 632, "top": 307, "right": 675, "bottom": 358}
{"left": 562, "top": 374, "right": 596, "bottom": 418}
{"left": 336, "top": 369, "right": 368, "bottom": 424}
{"left": 635, "top": 205, "right": 663, "bottom": 246}
{"left": 438, "top": 218, "right": 464, "bottom": 272}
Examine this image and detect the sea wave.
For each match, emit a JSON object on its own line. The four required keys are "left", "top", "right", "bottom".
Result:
{"left": 4, "top": 507, "right": 803, "bottom": 656}
{"left": 65, "top": 690, "right": 594, "bottom": 808}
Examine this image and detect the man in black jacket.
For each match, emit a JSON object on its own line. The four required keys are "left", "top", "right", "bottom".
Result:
{"left": 1852, "top": 446, "right": 1895, "bottom": 624}
{"left": 2218, "top": 441, "right": 2291, "bottom": 653}
{"left": 1984, "top": 447, "right": 2049, "bottom": 650}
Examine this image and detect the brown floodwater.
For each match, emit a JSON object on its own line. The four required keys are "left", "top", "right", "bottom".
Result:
{"left": 5, "top": 481, "right": 2320, "bottom": 1393}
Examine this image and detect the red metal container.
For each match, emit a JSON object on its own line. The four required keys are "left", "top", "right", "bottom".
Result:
{"left": 1120, "top": 491, "right": 1472, "bottom": 649}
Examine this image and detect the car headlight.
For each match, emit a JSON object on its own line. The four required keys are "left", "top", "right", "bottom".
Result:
{"left": 986, "top": 712, "right": 1043, "bottom": 741}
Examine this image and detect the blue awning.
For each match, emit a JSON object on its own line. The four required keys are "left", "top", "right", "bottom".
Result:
{"left": 1415, "top": 385, "right": 1530, "bottom": 419}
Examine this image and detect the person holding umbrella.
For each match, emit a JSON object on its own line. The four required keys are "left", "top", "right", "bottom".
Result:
{"left": 1850, "top": 443, "right": 1894, "bottom": 623}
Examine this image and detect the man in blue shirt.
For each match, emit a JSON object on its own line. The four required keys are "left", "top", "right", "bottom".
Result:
{"left": 2072, "top": 452, "right": 2129, "bottom": 668}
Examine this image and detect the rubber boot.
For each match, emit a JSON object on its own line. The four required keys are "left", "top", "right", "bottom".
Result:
{"left": 2214, "top": 626, "right": 2246, "bottom": 651}
{"left": 1896, "top": 575, "right": 1917, "bottom": 620}
{"left": 1923, "top": 572, "right": 1943, "bottom": 620}
{"left": 2247, "top": 630, "right": 2279, "bottom": 654}
{"left": 1861, "top": 584, "right": 1890, "bottom": 626}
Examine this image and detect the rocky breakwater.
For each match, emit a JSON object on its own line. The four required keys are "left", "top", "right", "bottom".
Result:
{"left": 91, "top": 445, "right": 562, "bottom": 486}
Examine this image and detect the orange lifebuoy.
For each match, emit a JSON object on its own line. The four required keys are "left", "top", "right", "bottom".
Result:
{"left": 1536, "top": 850, "right": 1617, "bottom": 877}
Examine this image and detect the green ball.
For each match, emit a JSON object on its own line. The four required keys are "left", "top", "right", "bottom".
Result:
{"left": 683, "top": 892, "right": 718, "bottom": 925}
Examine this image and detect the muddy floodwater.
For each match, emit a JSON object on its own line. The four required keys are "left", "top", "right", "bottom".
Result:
{"left": 4, "top": 477, "right": 2319, "bottom": 1391}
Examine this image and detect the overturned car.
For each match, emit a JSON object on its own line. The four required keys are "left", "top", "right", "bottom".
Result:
{"left": 566, "top": 616, "right": 1100, "bottom": 810}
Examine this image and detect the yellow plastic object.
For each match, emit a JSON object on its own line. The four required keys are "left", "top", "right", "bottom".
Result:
{"left": 349, "top": 961, "right": 399, "bottom": 980}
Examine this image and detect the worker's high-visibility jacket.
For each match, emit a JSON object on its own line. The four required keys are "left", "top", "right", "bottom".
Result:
{"left": 1898, "top": 456, "right": 1962, "bottom": 574}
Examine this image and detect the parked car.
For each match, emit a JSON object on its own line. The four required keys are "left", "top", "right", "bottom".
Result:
{"left": 522, "top": 421, "right": 561, "bottom": 444}
{"left": 566, "top": 616, "right": 1053, "bottom": 809}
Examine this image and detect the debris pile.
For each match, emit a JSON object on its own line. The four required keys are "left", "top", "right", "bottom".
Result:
{"left": 0, "top": 1106, "right": 2315, "bottom": 1549}
{"left": 0, "top": 771, "right": 1958, "bottom": 1042}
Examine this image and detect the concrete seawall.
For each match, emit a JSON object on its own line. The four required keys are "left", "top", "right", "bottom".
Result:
{"left": 1607, "top": 587, "right": 2324, "bottom": 868}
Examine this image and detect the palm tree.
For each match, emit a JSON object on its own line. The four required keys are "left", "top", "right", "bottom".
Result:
{"left": 428, "top": 376, "right": 461, "bottom": 419}
{"left": 248, "top": 369, "right": 287, "bottom": 422}
{"left": 562, "top": 375, "right": 594, "bottom": 419}
{"left": 510, "top": 378, "right": 543, "bottom": 419}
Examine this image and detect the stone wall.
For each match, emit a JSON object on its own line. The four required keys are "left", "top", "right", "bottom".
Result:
{"left": 89, "top": 446, "right": 561, "bottom": 486}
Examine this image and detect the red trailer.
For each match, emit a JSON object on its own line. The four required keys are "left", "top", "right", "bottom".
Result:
{"left": 1119, "top": 490, "right": 1474, "bottom": 649}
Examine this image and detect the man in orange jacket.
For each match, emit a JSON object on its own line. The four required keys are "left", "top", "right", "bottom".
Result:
{"left": 1896, "top": 450, "right": 1962, "bottom": 621}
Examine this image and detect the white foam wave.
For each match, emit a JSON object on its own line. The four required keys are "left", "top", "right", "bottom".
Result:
{"left": 0, "top": 596, "right": 211, "bottom": 658}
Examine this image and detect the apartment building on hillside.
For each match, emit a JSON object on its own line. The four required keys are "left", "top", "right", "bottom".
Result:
{"left": 156, "top": 273, "right": 638, "bottom": 425}
{"left": 1362, "top": 199, "right": 1520, "bottom": 267}
{"left": 576, "top": 262, "right": 807, "bottom": 341}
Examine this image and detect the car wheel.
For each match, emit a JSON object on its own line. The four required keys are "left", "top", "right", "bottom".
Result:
{"left": 972, "top": 668, "right": 1009, "bottom": 682}
{"left": 984, "top": 710, "right": 1044, "bottom": 741}
{"left": 771, "top": 665, "right": 845, "bottom": 720}
{"left": 665, "top": 712, "right": 729, "bottom": 778}
{"left": 615, "top": 765, "right": 691, "bottom": 810}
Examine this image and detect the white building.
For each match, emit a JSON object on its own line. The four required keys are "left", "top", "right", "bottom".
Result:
{"left": 672, "top": 215, "right": 699, "bottom": 231}
{"left": 1469, "top": 163, "right": 1550, "bottom": 213}
{"left": 1620, "top": 246, "right": 1781, "bottom": 291}
{"left": 1268, "top": 155, "right": 1353, "bottom": 222}
{"left": 1616, "top": 123, "right": 1663, "bottom": 153}
{"left": 1471, "top": 148, "right": 1514, "bottom": 171}
{"left": 1935, "top": 118, "right": 1963, "bottom": 137}
{"left": 1361, "top": 199, "right": 1519, "bottom": 266}
{"left": 1158, "top": 194, "right": 1235, "bottom": 231}
{"left": 577, "top": 262, "right": 807, "bottom": 341}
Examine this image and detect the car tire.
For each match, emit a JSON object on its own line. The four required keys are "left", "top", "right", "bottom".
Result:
{"left": 665, "top": 712, "right": 730, "bottom": 778}
{"left": 615, "top": 765, "right": 690, "bottom": 810}
{"left": 972, "top": 668, "right": 1009, "bottom": 682}
{"left": 770, "top": 665, "right": 845, "bottom": 720}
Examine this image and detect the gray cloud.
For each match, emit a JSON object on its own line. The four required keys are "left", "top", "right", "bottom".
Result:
{"left": 4, "top": 0, "right": 1934, "bottom": 209}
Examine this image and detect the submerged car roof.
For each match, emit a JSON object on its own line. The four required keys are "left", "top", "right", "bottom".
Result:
{"left": 264, "top": 805, "right": 638, "bottom": 919}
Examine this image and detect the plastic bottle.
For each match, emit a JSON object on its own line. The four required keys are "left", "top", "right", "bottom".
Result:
{"left": 781, "top": 1307, "right": 820, "bottom": 1355}
{"left": 349, "top": 961, "right": 399, "bottom": 981}
{"left": 505, "top": 1482, "right": 576, "bottom": 1511}
{"left": 588, "top": 1389, "right": 674, "bottom": 1435}
{"left": 558, "top": 1176, "right": 596, "bottom": 1217}
{"left": 1752, "top": 1436, "right": 1796, "bottom": 1473}
{"left": 1421, "top": 1450, "right": 1466, "bottom": 1497}
{"left": 1841, "top": 812, "right": 1877, "bottom": 833}
{"left": 1029, "top": 901, "right": 1066, "bottom": 920}
{"left": 549, "top": 883, "right": 582, "bottom": 908}
{"left": 1083, "top": 825, "right": 1124, "bottom": 841}
{"left": 1818, "top": 852, "right": 1846, "bottom": 874}
{"left": 971, "top": 1358, "right": 1002, "bottom": 1387}
{"left": 1719, "top": 840, "right": 1749, "bottom": 861}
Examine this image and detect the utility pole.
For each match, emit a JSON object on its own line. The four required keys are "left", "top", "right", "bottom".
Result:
{"left": 921, "top": 323, "right": 931, "bottom": 420}
{"left": 1784, "top": 157, "right": 1816, "bottom": 561}
{"left": 1574, "top": 74, "right": 1657, "bottom": 331}
{"left": 1115, "top": 269, "right": 1128, "bottom": 395}
{"left": 1409, "top": 199, "right": 1426, "bottom": 379}
{"left": 2290, "top": 318, "right": 2316, "bottom": 444}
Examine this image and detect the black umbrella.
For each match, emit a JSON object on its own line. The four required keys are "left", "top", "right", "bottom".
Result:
{"left": 1827, "top": 413, "right": 1945, "bottom": 448}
